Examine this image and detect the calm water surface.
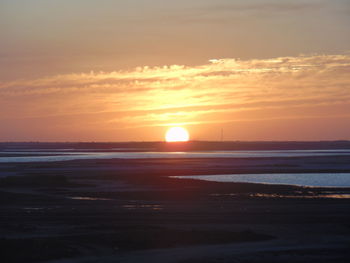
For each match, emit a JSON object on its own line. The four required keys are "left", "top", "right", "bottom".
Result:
{"left": 0, "top": 149, "right": 350, "bottom": 163}
{"left": 171, "top": 173, "right": 350, "bottom": 187}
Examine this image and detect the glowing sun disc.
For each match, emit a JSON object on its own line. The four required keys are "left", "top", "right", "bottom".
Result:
{"left": 165, "top": 127, "right": 190, "bottom": 142}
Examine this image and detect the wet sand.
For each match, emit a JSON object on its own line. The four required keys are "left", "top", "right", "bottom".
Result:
{"left": 0, "top": 154, "right": 350, "bottom": 262}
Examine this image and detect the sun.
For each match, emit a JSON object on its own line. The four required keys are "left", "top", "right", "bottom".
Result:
{"left": 165, "top": 127, "right": 190, "bottom": 142}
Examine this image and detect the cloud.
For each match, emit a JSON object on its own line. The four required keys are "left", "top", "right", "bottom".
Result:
{"left": 0, "top": 53, "right": 349, "bottom": 140}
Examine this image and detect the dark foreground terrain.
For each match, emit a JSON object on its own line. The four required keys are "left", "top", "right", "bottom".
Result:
{"left": 0, "top": 145, "right": 350, "bottom": 262}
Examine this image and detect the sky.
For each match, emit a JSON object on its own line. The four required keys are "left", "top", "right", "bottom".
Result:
{"left": 0, "top": 0, "right": 350, "bottom": 141}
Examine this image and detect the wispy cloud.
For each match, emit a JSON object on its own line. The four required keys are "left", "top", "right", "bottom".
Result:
{"left": 0, "top": 53, "right": 349, "bottom": 140}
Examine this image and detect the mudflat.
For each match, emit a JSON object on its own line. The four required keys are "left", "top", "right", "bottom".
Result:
{"left": 0, "top": 153, "right": 350, "bottom": 262}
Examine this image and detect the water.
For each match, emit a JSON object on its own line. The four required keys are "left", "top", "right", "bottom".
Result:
{"left": 1, "top": 148, "right": 349, "bottom": 188}
{"left": 171, "top": 173, "right": 350, "bottom": 187}
{"left": 210, "top": 193, "right": 350, "bottom": 199}
{"left": 0, "top": 149, "right": 350, "bottom": 163}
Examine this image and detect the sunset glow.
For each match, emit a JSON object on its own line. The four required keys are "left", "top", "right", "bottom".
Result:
{"left": 0, "top": 0, "right": 349, "bottom": 142}
{"left": 2, "top": 2, "right": 349, "bottom": 262}
{"left": 165, "top": 127, "right": 190, "bottom": 142}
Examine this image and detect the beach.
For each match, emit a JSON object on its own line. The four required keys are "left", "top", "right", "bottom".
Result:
{"left": 0, "top": 142, "right": 349, "bottom": 262}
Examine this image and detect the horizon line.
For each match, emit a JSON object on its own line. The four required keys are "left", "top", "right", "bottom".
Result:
{"left": 0, "top": 140, "right": 349, "bottom": 144}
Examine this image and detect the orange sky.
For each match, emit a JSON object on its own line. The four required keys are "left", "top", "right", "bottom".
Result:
{"left": 1, "top": 1, "right": 350, "bottom": 141}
